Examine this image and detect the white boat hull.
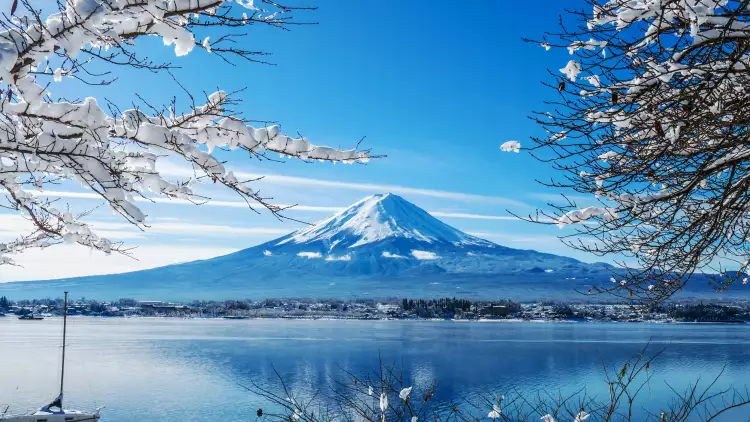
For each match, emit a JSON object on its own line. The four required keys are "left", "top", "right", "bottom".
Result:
{"left": 1, "top": 410, "right": 99, "bottom": 421}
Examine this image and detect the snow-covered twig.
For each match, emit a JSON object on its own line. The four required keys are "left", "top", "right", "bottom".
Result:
{"left": 525, "top": 0, "right": 750, "bottom": 301}
{"left": 0, "top": 0, "right": 378, "bottom": 265}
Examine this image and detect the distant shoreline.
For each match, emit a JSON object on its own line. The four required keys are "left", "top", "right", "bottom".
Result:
{"left": 3, "top": 314, "right": 747, "bottom": 326}
{"left": 3, "top": 297, "right": 749, "bottom": 325}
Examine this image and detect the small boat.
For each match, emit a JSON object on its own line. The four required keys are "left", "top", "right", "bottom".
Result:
{"left": 223, "top": 315, "right": 249, "bottom": 320}
{"left": 1, "top": 405, "right": 100, "bottom": 422}
{"left": 2, "top": 292, "right": 102, "bottom": 421}
{"left": 17, "top": 315, "right": 44, "bottom": 321}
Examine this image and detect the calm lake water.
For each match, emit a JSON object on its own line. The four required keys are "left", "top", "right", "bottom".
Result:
{"left": 1, "top": 317, "right": 749, "bottom": 421}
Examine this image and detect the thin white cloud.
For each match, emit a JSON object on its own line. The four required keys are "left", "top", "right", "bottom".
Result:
{"left": 467, "top": 232, "right": 563, "bottom": 244}
{"left": 0, "top": 214, "right": 145, "bottom": 241}
{"left": 0, "top": 214, "right": 27, "bottom": 235}
{"left": 16, "top": 189, "right": 342, "bottom": 213}
{"left": 429, "top": 212, "right": 520, "bottom": 221}
{"left": 87, "top": 221, "right": 292, "bottom": 239}
{"left": 135, "top": 222, "right": 291, "bottom": 237}
{"left": 527, "top": 192, "right": 597, "bottom": 204}
{"left": 11, "top": 189, "right": 520, "bottom": 222}
{"left": 157, "top": 161, "right": 529, "bottom": 207}
{"left": 382, "top": 251, "right": 405, "bottom": 259}
{"left": 248, "top": 174, "right": 527, "bottom": 206}
{"left": 92, "top": 230, "right": 148, "bottom": 240}
{"left": 0, "top": 213, "right": 292, "bottom": 241}
{"left": 465, "top": 231, "right": 498, "bottom": 239}
{"left": 0, "top": 244, "right": 238, "bottom": 282}
{"left": 298, "top": 251, "right": 322, "bottom": 259}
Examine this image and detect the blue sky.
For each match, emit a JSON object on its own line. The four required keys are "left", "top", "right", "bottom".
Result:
{"left": 1, "top": 0, "right": 604, "bottom": 281}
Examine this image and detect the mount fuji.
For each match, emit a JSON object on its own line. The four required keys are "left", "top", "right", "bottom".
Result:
{"left": 243, "top": 193, "right": 610, "bottom": 278}
{"left": 0, "top": 193, "right": 618, "bottom": 300}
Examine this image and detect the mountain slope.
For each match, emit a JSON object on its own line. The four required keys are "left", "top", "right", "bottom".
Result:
{"left": 208, "top": 193, "right": 609, "bottom": 278}
{"left": 0, "top": 193, "right": 618, "bottom": 300}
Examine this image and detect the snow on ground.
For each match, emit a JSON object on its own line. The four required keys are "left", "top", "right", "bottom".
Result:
{"left": 411, "top": 250, "right": 440, "bottom": 260}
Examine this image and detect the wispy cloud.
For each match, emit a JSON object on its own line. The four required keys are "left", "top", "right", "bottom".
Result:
{"left": 157, "top": 162, "right": 530, "bottom": 208}
{"left": 92, "top": 230, "right": 148, "bottom": 240}
{"left": 0, "top": 244, "right": 238, "bottom": 282}
{"left": 0, "top": 213, "right": 293, "bottom": 241}
{"left": 11, "top": 189, "right": 342, "bottom": 212}
{"left": 92, "top": 221, "right": 293, "bottom": 237}
{"left": 467, "top": 232, "right": 563, "bottom": 244}
{"left": 0, "top": 214, "right": 146, "bottom": 241}
{"left": 429, "top": 212, "right": 520, "bottom": 221}
{"left": 527, "top": 192, "right": 596, "bottom": 205}
{"left": 80, "top": 221, "right": 294, "bottom": 237}
{"left": 11, "top": 189, "right": 522, "bottom": 221}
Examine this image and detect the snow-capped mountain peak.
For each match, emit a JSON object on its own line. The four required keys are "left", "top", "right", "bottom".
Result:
{"left": 5, "top": 193, "right": 616, "bottom": 300}
{"left": 276, "top": 193, "right": 494, "bottom": 249}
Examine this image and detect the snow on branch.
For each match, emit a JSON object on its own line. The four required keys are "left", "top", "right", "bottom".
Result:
{"left": 0, "top": 0, "right": 376, "bottom": 265}
{"left": 526, "top": 0, "right": 750, "bottom": 301}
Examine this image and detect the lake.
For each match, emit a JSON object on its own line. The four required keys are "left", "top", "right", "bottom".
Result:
{"left": 1, "top": 317, "right": 749, "bottom": 421}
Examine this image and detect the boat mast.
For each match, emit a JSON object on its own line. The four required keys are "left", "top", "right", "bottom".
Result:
{"left": 60, "top": 291, "right": 68, "bottom": 400}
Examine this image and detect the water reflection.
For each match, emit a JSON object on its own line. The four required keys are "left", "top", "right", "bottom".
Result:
{"left": 0, "top": 318, "right": 748, "bottom": 421}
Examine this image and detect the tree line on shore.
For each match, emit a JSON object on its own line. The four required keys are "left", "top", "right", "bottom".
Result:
{"left": 2, "top": 296, "right": 749, "bottom": 322}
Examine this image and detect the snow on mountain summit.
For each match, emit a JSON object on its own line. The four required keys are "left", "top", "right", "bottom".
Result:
{"left": 277, "top": 193, "right": 495, "bottom": 250}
